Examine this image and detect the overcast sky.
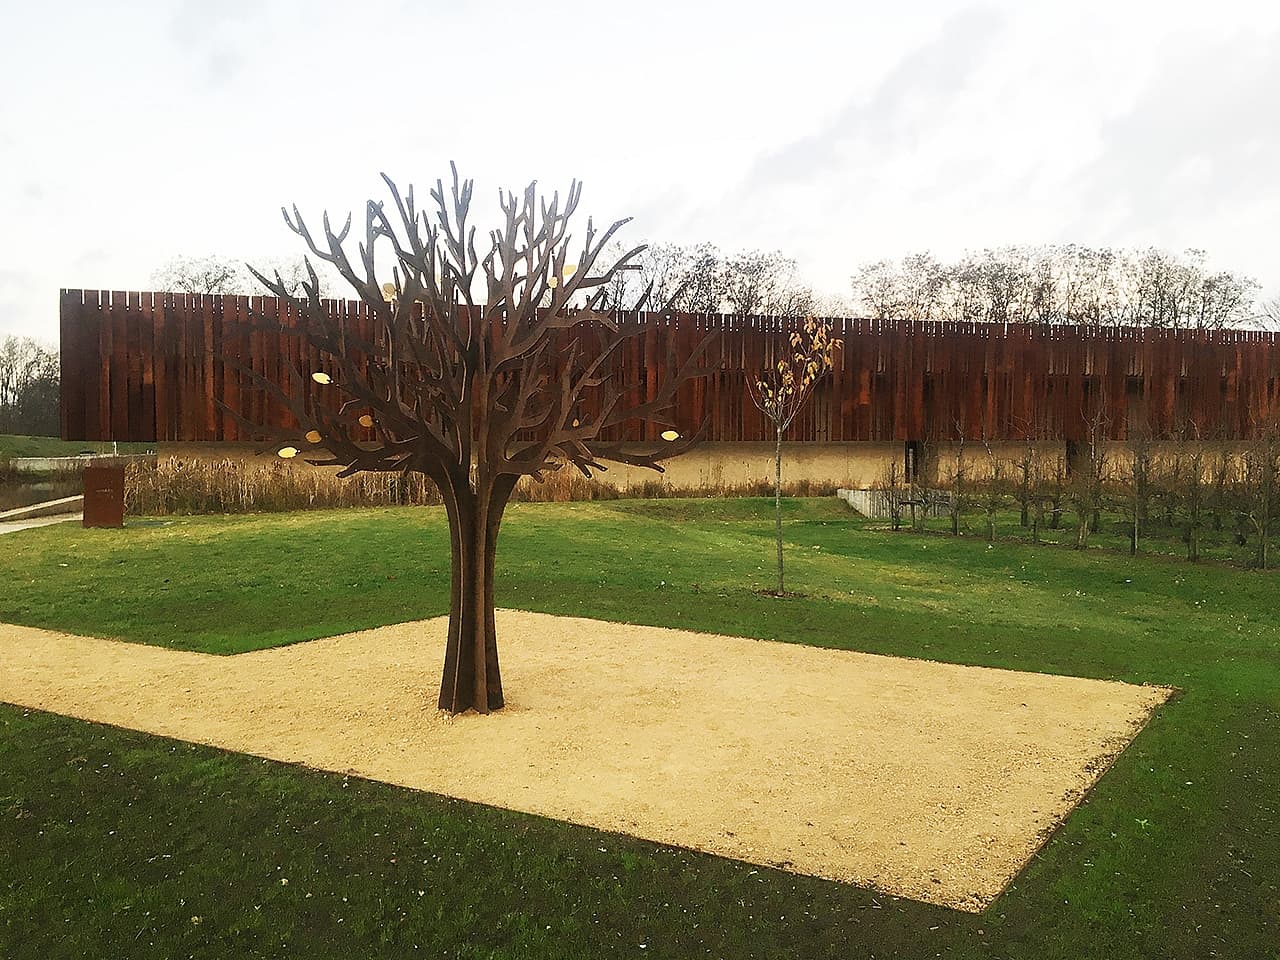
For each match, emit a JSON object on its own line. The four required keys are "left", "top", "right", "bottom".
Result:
{"left": 2, "top": 0, "right": 1277, "bottom": 341}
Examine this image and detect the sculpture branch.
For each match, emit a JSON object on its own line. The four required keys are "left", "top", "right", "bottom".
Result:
{"left": 233, "top": 166, "right": 715, "bottom": 714}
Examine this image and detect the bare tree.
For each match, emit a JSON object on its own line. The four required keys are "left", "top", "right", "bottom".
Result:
{"left": 152, "top": 253, "right": 336, "bottom": 297}
{"left": 851, "top": 252, "right": 950, "bottom": 321}
{"left": 1120, "top": 415, "right": 1155, "bottom": 556}
{"left": 1240, "top": 419, "right": 1280, "bottom": 569}
{"left": 151, "top": 255, "right": 244, "bottom": 294}
{"left": 1011, "top": 428, "right": 1039, "bottom": 527}
{"left": 978, "top": 436, "right": 1007, "bottom": 542}
{"left": 1207, "top": 446, "right": 1235, "bottom": 534}
{"left": 671, "top": 244, "right": 726, "bottom": 313}
{"left": 598, "top": 242, "right": 818, "bottom": 317}
{"left": 874, "top": 458, "right": 908, "bottom": 531}
{"left": 746, "top": 317, "right": 838, "bottom": 594}
{"left": 0, "top": 337, "right": 59, "bottom": 436}
{"left": 1123, "top": 248, "right": 1258, "bottom": 330}
{"left": 909, "top": 436, "right": 937, "bottom": 532}
{"left": 1044, "top": 451, "right": 1068, "bottom": 530}
{"left": 724, "top": 250, "right": 814, "bottom": 317}
{"left": 629, "top": 242, "right": 697, "bottom": 311}
{"left": 1069, "top": 407, "right": 1111, "bottom": 550}
{"left": 593, "top": 240, "right": 643, "bottom": 310}
{"left": 940, "top": 425, "right": 968, "bottom": 537}
{"left": 1256, "top": 294, "right": 1280, "bottom": 330}
{"left": 1172, "top": 427, "right": 1208, "bottom": 562}
{"left": 849, "top": 244, "right": 1260, "bottom": 328}
{"left": 850, "top": 259, "right": 903, "bottom": 320}
{"left": 1027, "top": 454, "right": 1049, "bottom": 544}
{"left": 234, "top": 166, "right": 715, "bottom": 714}
{"left": 251, "top": 256, "right": 338, "bottom": 298}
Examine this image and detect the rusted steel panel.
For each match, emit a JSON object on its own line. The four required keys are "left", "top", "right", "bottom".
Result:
{"left": 58, "top": 292, "right": 1280, "bottom": 443}
{"left": 83, "top": 465, "right": 125, "bottom": 528}
{"left": 58, "top": 290, "right": 84, "bottom": 441}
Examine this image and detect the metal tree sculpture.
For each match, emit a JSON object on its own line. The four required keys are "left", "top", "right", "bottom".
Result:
{"left": 230, "top": 166, "right": 714, "bottom": 714}
{"left": 746, "top": 317, "right": 838, "bottom": 595}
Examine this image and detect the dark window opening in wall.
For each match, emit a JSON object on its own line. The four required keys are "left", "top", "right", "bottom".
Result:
{"left": 1064, "top": 440, "right": 1081, "bottom": 476}
{"left": 905, "top": 440, "right": 923, "bottom": 482}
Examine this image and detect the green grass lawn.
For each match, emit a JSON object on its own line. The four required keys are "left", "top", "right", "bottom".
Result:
{"left": 911, "top": 502, "right": 1270, "bottom": 569}
{"left": 0, "top": 434, "right": 153, "bottom": 460}
{"left": 1, "top": 499, "right": 1278, "bottom": 958}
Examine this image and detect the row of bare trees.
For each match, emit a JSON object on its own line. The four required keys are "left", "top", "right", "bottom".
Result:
{"left": 0, "top": 337, "right": 59, "bottom": 437}
{"left": 155, "top": 243, "right": 1276, "bottom": 330}
{"left": 852, "top": 245, "right": 1264, "bottom": 329}
{"left": 150, "top": 255, "right": 341, "bottom": 298}
{"left": 593, "top": 242, "right": 833, "bottom": 316}
{"left": 876, "top": 420, "right": 1280, "bottom": 568}
{"left": 153, "top": 245, "right": 833, "bottom": 318}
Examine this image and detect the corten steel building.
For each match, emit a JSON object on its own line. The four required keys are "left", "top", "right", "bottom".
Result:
{"left": 59, "top": 289, "right": 1280, "bottom": 489}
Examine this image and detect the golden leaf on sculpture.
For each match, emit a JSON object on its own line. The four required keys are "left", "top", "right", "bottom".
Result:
{"left": 661, "top": 430, "right": 680, "bottom": 441}
{"left": 358, "top": 414, "right": 374, "bottom": 428}
{"left": 304, "top": 430, "right": 322, "bottom": 444}
{"left": 312, "top": 372, "right": 332, "bottom": 385}
{"left": 381, "top": 282, "right": 396, "bottom": 301}
{"left": 277, "top": 446, "right": 299, "bottom": 459}
{"left": 548, "top": 276, "right": 559, "bottom": 289}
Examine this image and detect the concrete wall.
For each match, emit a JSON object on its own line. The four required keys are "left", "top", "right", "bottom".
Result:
{"left": 154, "top": 439, "right": 1258, "bottom": 491}
{"left": 156, "top": 440, "right": 909, "bottom": 491}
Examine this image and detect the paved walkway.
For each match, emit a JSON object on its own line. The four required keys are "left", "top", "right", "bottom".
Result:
{"left": 0, "top": 513, "right": 81, "bottom": 536}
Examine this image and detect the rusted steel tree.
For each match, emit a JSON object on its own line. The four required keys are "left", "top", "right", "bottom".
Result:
{"left": 230, "top": 166, "right": 714, "bottom": 713}
{"left": 746, "top": 317, "right": 838, "bottom": 595}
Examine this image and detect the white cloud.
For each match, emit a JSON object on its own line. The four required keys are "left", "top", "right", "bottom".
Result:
{"left": 1, "top": 0, "right": 1276, "bottom": 339}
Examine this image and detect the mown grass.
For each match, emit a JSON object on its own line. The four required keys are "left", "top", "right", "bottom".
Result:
{"left": 909, "top": 502, "right": 1271, "bottom": 569}
{"left": 1, "top": 498, "right": 1278, "bottom": 958}
{"left": 0, "top": 434, "right": 152, "bottom": 459}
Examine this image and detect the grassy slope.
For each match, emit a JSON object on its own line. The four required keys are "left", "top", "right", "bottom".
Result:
{"left": 1, "top": 499, "right": 1277, "bottom": 958}
{"left": 0, "top": 434, "right": 153, "bottom": 459}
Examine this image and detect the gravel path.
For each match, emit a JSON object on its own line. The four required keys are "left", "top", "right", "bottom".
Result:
{"left": 0, "top": 610, "right": 1170, "bottom": 911}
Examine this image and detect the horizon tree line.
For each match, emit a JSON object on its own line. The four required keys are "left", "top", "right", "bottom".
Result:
{"left": 0, "top": 336, "right": 59, "bottom": 437}
{"left": 851, "top": 245, "right": 1272, "bottom": 330}
{"left": 152, "top": 242, "right": 1278, "bottom": 331}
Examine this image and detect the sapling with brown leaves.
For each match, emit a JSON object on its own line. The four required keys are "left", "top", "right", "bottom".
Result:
{"left": 747, "top": 317, "right": 839, "bottom": 595}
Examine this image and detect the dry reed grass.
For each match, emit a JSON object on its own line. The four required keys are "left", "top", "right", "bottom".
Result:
{"left": 125, "top": 457, "right": 836, "bottom": 515}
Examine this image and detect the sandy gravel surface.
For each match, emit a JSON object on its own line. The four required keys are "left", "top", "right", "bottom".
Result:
{"left": 0, "top": 610, "right": 1170, "bottom": 910}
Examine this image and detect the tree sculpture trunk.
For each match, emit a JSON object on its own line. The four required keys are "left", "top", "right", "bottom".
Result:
{"left": 234, "top": 168, "right": 717, "bottom": 718}
{"left": 437, "top": 473, "right": 517, "bottom": 714}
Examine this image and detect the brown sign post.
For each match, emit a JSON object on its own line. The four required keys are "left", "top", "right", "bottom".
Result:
{"left": 82, "top": 464, "right": 125, "bottom": 528}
